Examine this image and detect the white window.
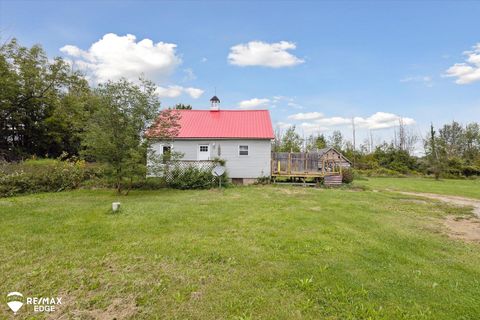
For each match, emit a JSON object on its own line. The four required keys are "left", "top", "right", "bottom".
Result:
{"left": 239, "top": 145, "right": 249, "bottom": 156}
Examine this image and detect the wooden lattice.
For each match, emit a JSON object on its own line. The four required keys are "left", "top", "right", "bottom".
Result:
{"left": 161, "top": 160, "right": 217, "bottom": 181}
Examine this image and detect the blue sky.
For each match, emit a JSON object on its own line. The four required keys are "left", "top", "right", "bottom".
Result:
{"left": 1, "top": 0, "right": 480, "bottom": 147}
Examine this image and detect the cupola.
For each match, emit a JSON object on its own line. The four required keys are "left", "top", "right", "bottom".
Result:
{"left": 210, "top": 95, "right": 220, "bottom": 111}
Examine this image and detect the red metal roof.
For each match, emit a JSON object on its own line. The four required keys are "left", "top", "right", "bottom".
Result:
{"left": 152, "top": 110, "right": 274, "bottom": 139}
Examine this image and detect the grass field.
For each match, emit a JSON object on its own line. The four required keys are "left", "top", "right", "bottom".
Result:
{"left": 356, "top": 177, "right": 480, "bottom": 199}
{"left": 1, "top": 185, "right": 480, "bottom": 319}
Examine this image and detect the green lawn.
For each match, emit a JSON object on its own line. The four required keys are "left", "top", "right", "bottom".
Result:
{"left": 357, "top": 177, "right": 480, "bottom": 199}
{"left": 1, "top": 186, "right": 480, "bottom": 319}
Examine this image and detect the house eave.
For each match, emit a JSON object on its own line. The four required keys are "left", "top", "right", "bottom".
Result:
{"left": 148, "top": 137, "right": 274, "bottom": 141}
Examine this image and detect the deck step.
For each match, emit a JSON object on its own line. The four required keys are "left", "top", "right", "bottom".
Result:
{"left": 324, "top": 175, "right": 343, "bottom": 186}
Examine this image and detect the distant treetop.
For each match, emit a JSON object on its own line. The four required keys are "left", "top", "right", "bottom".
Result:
{"left": 173, "top": 103, "right": 192, "bottom": 110}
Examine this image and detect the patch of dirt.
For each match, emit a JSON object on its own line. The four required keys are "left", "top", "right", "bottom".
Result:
{"left": 342, "top": 188, "right": 364, "bottom": 192}
{"left": 277, "top": 188, "right": 307, "bottom": 195}
{"left": 392, "top": 190, "right": 480, "bottom": 243}
{"left": 190, "top": 291, "right": 203, "bottom": 300}
{"left": 444, "top": 215, "right": 480, "bottom": 242}
{"left": 73, "top": 297, "right": 138, "bottom": 320}
{"left": 228, "top": 193, "right": 242, "bottom": 199}
{"left": 46, "top": 291, "right": 75, "bottom": 320}
{"left": 398, "top": 198, "right": 429, "bottom": 204}
{"left": 395, "top": 191, "right": 480, "bottom": 218}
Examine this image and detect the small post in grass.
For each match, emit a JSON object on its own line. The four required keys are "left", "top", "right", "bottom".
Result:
{"left": 112, "top": 202, "right": 121, "bottom": 213}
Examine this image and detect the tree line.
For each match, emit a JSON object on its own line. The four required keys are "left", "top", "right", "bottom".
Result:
{"left": 2, "top": 38, "right": 479, "bottom": 183}
{"left": 1, "top": 39, "right": 186, "bottom": 192}
{"left": 274, "top": 120, "right": 480, "bottom": 178}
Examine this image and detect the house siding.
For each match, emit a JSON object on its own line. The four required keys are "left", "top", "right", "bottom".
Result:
{"left": 149, "top": 139, "right": 271, "bottom": 178}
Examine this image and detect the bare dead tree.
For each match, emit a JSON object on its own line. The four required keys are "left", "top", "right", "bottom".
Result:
{"left": 352, "top": 117, "right": 356, "bottom": 167}
{"left": 369, "top": 130, "right": 374, "bottom": 153}
{"left": 398, "top": 118, "right": 406, "bottom": 151}
{"left": 395, "top": 117, "right": 418, "bottom": 154}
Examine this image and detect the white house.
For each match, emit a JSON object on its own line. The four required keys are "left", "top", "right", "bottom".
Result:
{"left": 148, "top": 96, "right": 274, "bottom": 184}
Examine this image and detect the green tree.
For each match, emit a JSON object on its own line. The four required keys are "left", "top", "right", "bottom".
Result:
{"left": 173, "top": 103, "right": 192, "bottom": 110}
{"left": 0, "top": 38, "right": 89, "bottom": 160}
{"left": 315, "top": 134, "right": 327, "bottom": 150}
{"left": 438, "top": 121, "right": 465, "bottom": 158}
{"left": 464, "top": 123, "right": 480, "bottom": 162}
{"left": 425, "top": 124, "right": 442, "bottom": 179}
{"left": 81, "top": 78, "right": 161, "bottom": 193}
{"left": 279, "top": 126, "right": 302, "bottom": 152}
{"left": 305, "top": 134, "right": 327, "bottom": 151}
{"left": 373, "top": 143, "right": 418, "bottom": 174}
{"left": 328, "top": 130, "right": 344, "bottom": 151}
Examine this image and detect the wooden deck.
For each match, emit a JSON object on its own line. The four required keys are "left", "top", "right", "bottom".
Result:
{"left": 271, "top": 152, "right": 344, "bottom": 179}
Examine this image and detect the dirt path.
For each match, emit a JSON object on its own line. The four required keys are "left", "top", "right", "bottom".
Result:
{"left": 395, "top": 191, "right": 480, "bottom": 218}
{"left": 392, "top": 190, "right": 480, "bottom": 242}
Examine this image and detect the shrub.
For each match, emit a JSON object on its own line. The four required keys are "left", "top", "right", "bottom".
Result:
{"left": 341, "top": 168, "right": 354, "bottom": 184}
{"left": 254, "top": 175, "right": 271, "bottom": 185}
{"left": 0, "top": 158, "right": 99, "bottom": 197}
{"left": 131, "top": 177, "right": 166, "bottom": 190}
{"left": 353, "top": 168, "right": 406, "bottom": 177}
{"left": 164, "top": 160, "right": 228, "bottom": 190}
{"left": 166, "top": 165, "right": 215, "bottom": 189}
{"left": 462, "top": 165, "right": 480, "bottom": 177}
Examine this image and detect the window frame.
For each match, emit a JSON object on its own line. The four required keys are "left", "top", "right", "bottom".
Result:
{"left": 238, "top": 145, "right": 249, "bottom": 156}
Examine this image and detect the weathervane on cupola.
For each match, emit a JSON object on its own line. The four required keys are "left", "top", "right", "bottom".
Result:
{"left": 210, "top": 88, "right": 220, "bottom": 111}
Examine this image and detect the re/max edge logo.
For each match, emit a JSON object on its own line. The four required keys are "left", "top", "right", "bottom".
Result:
{"left": 6, "top": 292, "right": 62, "bottom": 315}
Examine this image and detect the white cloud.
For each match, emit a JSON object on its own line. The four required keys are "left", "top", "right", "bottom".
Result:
{"left": 400, "top": 75, "right": 433, "bottom": 87}
{"left": 155, "top": 86, "right": 204, "bottom": 99}
{"left": 288, "top": 112, "right": 324, "bottom": 121}
{"left": 275, "top": 122, "right": 293, "bottom": 130}
{"left": 184, "top": 87, "right": 204, "bottom": 99}
{"left": 444, "top": 43, "right": 480, "bottom": 84}
{"left": 60, "top": 33, "right": 181, "bottom": 83}
{"left": 269, "top": 95, "right": 304, "bottom": 109}
{"left": 182, "top": 68, "right": 196, "bottom": 81}
{"left": 315, "top": 116, "right": 352, "bottom": 127}
{"left": 287, "top": 112, "right": 415, "bottom": 130}
{"left": 238, "top": 98, "right": 270, "bottom": 109}
{"left": 274, "top": 121, "right": 327, "bottom": 136}
{"left": 228, "top": 41, "right": 304, "bottom": 68}
{"left": 287, "top": 102, "right": 304, "bottom": 109}
{"left": 155, "top": 86, "right": 183, "bottom": 98}
{"left": 354, "top": 112, "right": 415, "bottom": 129}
